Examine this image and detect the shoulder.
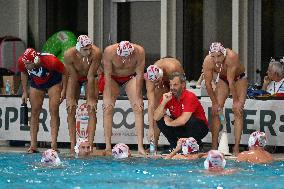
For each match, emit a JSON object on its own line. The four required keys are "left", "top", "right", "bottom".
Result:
{"left": 64, "top": 47, "right": 75, "bottom": 57}
{"left": 226, "top": 49, "right": 239, "bottom": 63}
{"left": 91, "top": 45, "right": 102, "bottom": 59}
{"left": 236, "top": 151, "right": 249, "bottom": 162}
{"left": 64, "top": 47, "right": 76, "bottom": 62}
{"left": 104, "top": 44, "right": 117, "bottom": 54}
{"left": 91, "top": 45, "right": 102, "bottom": 55}
{"left": 183, "top": 89, "right": 197, "bottom": 98}
{"left": 133, "top": 44, "right": 145, "bottom": 55}
{"left": 18, "top": 54, "right": 26, "bottom": 72}
{"left": 203, "top": 55, "right": 214, "bottom": 69}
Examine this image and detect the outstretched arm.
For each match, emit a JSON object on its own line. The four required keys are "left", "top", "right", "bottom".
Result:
{"left": 87, "top": 49, "right": 102, "bottom": 105}
{"left": 135, "top": 47, "right": 146, "bottom": 99}
{"left": 21, "top": 72, "right": 29, "bottom": 103}
{"left": 102, "top": 48, "right": 113, "bottom": 105}
{"left": 203, "top": 58, "right": 219, "bottom": 114}
{"left": 64, "top": 51, "right": 79, "bottom": 104}
{"left": 146, "top": 80, "right": 155, "bottom": 140}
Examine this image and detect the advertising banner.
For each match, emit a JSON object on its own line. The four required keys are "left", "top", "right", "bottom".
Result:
{"left": 0, "top": 97, "right": 283, "bottom": 146}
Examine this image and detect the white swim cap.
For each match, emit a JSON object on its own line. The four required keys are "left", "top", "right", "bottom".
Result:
{"left": 181, "top": 137, "right": 199, "bottom": 155}
{"left": 204, "top": 150, "right": 226, "bottom": 170}
{"left": 74, "top": 138, "right": 89, "bottom": 155}
{"left": 145, "top": 65, "right": 163, "bottom": 81}
{"left": 209, "top": 42, "right": 227, "bottom": 57}
{"left": 116, "top": 41, "right": 134, "bottom": 57}
{"left": 248, "top": 131, "right": 267, "bottom": 148}
{"left": 76, "top": 35, "right": 92, "bottom": 52}
{"left": 41, "top": 149, "right": 61, "bottom": 165}
{"left": 112, "top": 143, "right": 129, "bottom": 159}
{"left": 76, "top": 103, "right": 89, "bottom": 120}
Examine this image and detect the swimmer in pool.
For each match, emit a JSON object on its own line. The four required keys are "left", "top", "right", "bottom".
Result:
{"left": 237, "top": 131, "right": 273, "bottom": 164}
{"left": 203, "top": 150, "right": 238, "bottom": 175}
{"left": 74, "top": 138, "right": 106, "bottom": 158}
{"left": 164, "top": 137, "right": 206, "bottom": 160}
{"left": 112, "top": 143, "right": 132, "bottom": 159}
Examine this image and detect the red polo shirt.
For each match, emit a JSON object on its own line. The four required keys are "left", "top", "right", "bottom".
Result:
{"left": 162, "top": 89, "right": 208, "bottom": 126}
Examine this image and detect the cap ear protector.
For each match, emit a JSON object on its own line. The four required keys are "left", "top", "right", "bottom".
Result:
{"left": 34, "top": 55, "right": 40, "bottom": 64}
{"left": 76, "top": 42, "right": 81, "bottom": 52}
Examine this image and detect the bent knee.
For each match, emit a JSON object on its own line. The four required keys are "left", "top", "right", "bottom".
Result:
{"left": 49, "top": 108, "right": 59, "bottom": 116}
{"left": 87, "top": 105, "right": 97, "bottom": 115}
{"left": 102, "top": 103, "right": 114, "bottom": 114}
{"left": 232, "top": 109, "right": 244, "bottom": 117}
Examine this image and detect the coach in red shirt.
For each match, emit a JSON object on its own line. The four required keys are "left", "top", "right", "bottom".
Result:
{"left": 18, "top": 48, "right": 67, "bottom": 153}
{"left": 154, "top": 72, "right": 209, "bottom": 150}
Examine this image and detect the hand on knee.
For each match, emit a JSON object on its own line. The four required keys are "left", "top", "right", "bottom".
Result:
{"left": 67, "top": 104, "right": 77, "bottom": 114}
{"left": 133, "top": 102, "right": 144, "bottom": 113}
{"left": 87, "top": 103, "right": 97, "bottom": 114}
{"left": 102, "top": 103, "right": 114, "bottom": 114}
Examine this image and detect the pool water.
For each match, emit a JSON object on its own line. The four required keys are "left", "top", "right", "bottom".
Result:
{"left": 1, "top": 153, "right": 284, "bottom": 189}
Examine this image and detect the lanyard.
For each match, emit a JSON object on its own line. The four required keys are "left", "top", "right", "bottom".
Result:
{"left": 274, "top": 81, "right": 284, "bottom": 93}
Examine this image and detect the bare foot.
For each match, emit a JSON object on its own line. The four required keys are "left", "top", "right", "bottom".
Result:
{"left": 70, "top": 149, "right": 75, "bottom": 157}
{"left": 138, "top": 148, "right": 147, "bottom": 156}
{"left": 27, "top": 147, "right": 39, "bottom": 154}
{"left": 51, "top": 142, "right": 57, "bottom": 151}
{"left": 233, "top": 145, "right": 239, "bottom": 156}
{"left": 105, "top": 149, "right": 112, "bottom": 156}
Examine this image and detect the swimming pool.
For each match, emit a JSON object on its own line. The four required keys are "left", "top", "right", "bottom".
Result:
{"left": 0, "top": 153, "right": 284, "bottom": 189}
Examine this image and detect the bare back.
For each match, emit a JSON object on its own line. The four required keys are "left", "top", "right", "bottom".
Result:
{"left": 155, "top": 57, "right": 184, "bottom": 83}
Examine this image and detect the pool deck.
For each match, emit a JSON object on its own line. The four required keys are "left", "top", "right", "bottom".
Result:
{"left": 1, "top": 146, "right": 284, "bottom": 161}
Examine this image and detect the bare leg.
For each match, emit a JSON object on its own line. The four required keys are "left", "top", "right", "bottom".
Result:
{"left": 66, "top": 79, "right": 80, "bottom": 155}
{"left": 29, "top": 87, "right": 45, "bottom": 151}
{"left": 88, "top": 107, "right": 97, "bottom": 149}
{"left": 211, "top": 114, "right": 221, "bottom": 150}
{"left": 153, "top": 87, "right": 168, "bottom": 146}
{"left": 87, "top": 79, "right": 98, "bottom": 150}
{"left": 48, "top": 83, "right": 62, "bottom": 151}
{"left": 125, "top": 78, "right": 146, "bottom": 155}
{"left": 212, "top": 80, "right": 229, "bottom": 150}
{"left": 103, "top": 80, "right": 120, "bottom": 152}
{"left": 233, "top": 78, "right": 248, "bottom": 155}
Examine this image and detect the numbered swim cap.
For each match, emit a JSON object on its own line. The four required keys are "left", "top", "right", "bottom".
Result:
{"left": 112, "top": 143, "right": 130, "bottom": 159}
{"left": 116, "top": 41, "right": 134, "bottom": 57}
{"left": 76, "top": 35, "right": 92, "bottom": 52}
{"left": 145, "top": 65, "right": 163, "bottom": 81}
{"left": 204, "top": 150, "right": 226, "bottom": 169}
{"left": 209, "top": 42, "right": 227, "bottom": 57}
{"left": 181, "top": 137, "right": 199, "bottom": 155}
{"left": 248, "top": 131, "right": 267, "bottom": 148}
{"left": 21, "top": 48, "right": 40, "bottom": 64}
{"left": 41, "top": 149, "right": 61, "bottom": 164}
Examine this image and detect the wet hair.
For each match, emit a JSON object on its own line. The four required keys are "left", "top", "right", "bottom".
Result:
{"left": 269, "top": 60, "right": 284, "bottom": 78}
{"left": 169, "top": 72, "right": 187, "bottom": 83}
